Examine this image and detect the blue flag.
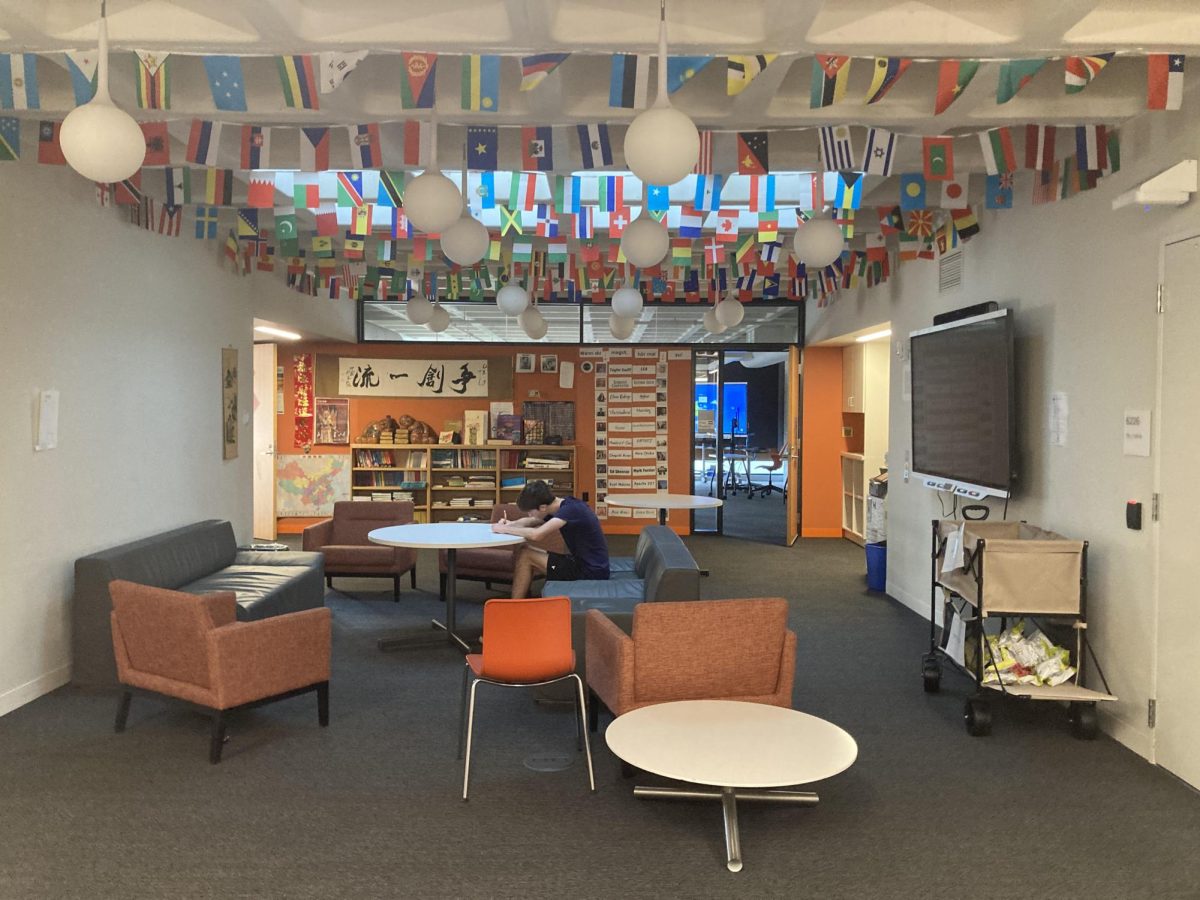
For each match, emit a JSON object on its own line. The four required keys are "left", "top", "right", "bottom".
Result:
{"left": 646, "top": 184, "right": 670, "bottom": 212}
{"left": 667, "top": 56, "right": 714, "bottom": 93}
{"left": 479, "top": 171, "right": 496, "bottom": 210}
{"left": 466, "top": 125, "right": 498, "bottom": 171}
{"left": 985, "top": 173, "right": 1014, "bottom": 209}
{"left": 203, "top": 56, "right": 247, "bottom": 111}
{"left": 694, "top": 174, "right": 723, "bottom": 211}
{"left": 63, "top": 51, "right": 98, "bottom": 105}
{"left": 899, "top": 173, "right": 926, "bottom": 211}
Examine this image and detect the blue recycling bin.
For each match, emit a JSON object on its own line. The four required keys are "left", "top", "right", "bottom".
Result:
{"left": 866, "top": 541, "right": 887, "bottom": 592}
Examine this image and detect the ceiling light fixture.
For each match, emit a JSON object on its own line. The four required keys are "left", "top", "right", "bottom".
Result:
{"left": 254, "top": 325, "right": 302, "bottom": 340}
{"left": 60, "top": 0, "right": 146, "bottom": 183}
{"left": 855, "top": 329, "right": 892, "bottom": 342}
{"left": 792, "top": 218, "right": 845, "bottom": 268}
{"left": 714, "top": 294, "right": 745, "bottom": 328}
{"left": 403, "top": 116, "right": 463, "bottom": 234}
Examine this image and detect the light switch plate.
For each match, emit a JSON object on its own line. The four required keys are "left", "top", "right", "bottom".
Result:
{"left": 841, "top": 426, "right": 853, "bottom": 437}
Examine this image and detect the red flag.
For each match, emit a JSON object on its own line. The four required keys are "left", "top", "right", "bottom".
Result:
{"left": 140, "top": 122, "right": 170, "bottom": 166}
{"left": 246, "top": 174, "right": 274, "bottom": 209}
{"left": 403, "top": 121, "right": 428, "bottom": 167}
{"left": 1024, "top": 125, "right": 1056, "bottom": 171}
{"left": 37, "top": 121, "right": 66, "bottom": 165}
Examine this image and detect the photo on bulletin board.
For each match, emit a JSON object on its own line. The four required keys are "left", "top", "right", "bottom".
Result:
{"left": 515, "top": 352, "right": 536, "bottom": 374}
{"left": 222, "top": 347, "right": 238, "bottom": 460}
{"left": 540, "top": 354, "right": 559, "bottom": 373}
{"left": 314, "top": 398, "right": 350, "bottom": 445}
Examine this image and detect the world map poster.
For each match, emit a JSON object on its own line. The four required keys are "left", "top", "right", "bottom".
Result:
{"left": 275, "top": 454, "right": 351, "bottom": 517}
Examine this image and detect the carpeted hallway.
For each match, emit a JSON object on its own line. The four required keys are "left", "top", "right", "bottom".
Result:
{"left": 2, "top": 536, "right": 1198, "bottom": 899}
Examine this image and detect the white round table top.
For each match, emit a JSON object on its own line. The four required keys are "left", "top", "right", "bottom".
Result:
{"left": 605, "top": 700, "right": 858, "bottom": 789}
{"left": 367, "top": 523, "right": 525, "bottom": 550}
{"left": 604, "top": 493, "right": 724, "bottom": 511}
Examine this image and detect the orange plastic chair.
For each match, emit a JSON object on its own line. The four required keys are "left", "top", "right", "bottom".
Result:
{"left": 457, "top": 596, "right": 595, "bottom": 800}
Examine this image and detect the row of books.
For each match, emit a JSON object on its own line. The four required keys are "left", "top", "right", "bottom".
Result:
{"left": 524, "top": 456, "right": 571, "bottom": 469}
{"left": 352, "top": 491, "right": 420, "bottom": 503}
{"left": 354, "top": 473, "right": 428, "bottom": 488}
{"left": 353, "top": 449, "right": 428, "bottom": 468}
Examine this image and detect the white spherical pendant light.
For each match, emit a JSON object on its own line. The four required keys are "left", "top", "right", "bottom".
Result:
{"left": 497, "top": 284, "right": 530, "bottom": 316}
{"left": 623, "top": 104, "right": 701, "bottom": 187}
{"left": 792, "top": 220, "right": 845, "bottom": 268}
{"left": 703, "top": 308, "right": 727, "bottom": 335}
{"left": 440, "top": 215, "right": 489, "bottom": 266}
{"left": 427, "top": 304, "right": 451, "bottom": 333}
{"left": 620, "top": 216, "right": 669, "bottom": 268}
{"left": 59, "top": 13, "right": 145, "bottom": 183}
{"left": 407, "top": 293, "right": 435, "bottom": 325}
{"left": 519, "top": 306, "right": 548, "bottom": 340}
{"left": 609, "top": 314, "right": 636, "bottom": 340}
{"left": 714, "top": 297, "right": 745, "bottom": 328}
{"left": 611, "top": 286, "right": 644, "bottom": 320}
{"left": 404, "top": 170, "right": 463, "bottom": 234}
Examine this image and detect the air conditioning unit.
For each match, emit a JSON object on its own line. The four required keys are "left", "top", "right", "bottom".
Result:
{"left": 1112, "top": 160, "right": 1196, "bottom": 210}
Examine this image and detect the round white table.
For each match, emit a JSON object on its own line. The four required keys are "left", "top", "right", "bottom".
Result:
{"left": 369, "top": 523, "right": 524, "bottom": 653}
{"left": 605, "top": 700, "right": 858, "bottom": 872}
{"left": 604, "top": 493, "right": 723, "bottom": 526}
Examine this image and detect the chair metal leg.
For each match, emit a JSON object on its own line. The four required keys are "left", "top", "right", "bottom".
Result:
{"left": 317, "top": 681, "right": 329, "bottom": 727}
{"left": 209, "top": 711, "right": 227, "bottom": 764}
{"left": 573, "top": 678, "right": 584, "bottom": 751}
{"left": 462, "top": 678, "right": 482, "bottom": 800}
{"left": 570, "top": 674, "right": 596, "bottom": 792}
{"left": 457, "top": 663, "right": 470, "bottom": 760}
{"left": 114, "top": 690, "right": 132, "bottom": 733}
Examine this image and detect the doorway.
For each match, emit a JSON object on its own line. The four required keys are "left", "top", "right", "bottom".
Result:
{"left": 252, "top": 342, "right": 277, "bottom": 540}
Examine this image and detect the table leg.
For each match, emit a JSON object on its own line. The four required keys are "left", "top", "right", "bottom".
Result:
{"left": 721, "top": 787, "right": 742, "bottom": 873}
{"left": 379, "top": 548, "right": 473, "bottom": 654}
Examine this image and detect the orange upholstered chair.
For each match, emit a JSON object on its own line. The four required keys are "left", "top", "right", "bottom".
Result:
{"left": 109, "top": 580, "right": 332, "bottom": 763}
{"left": 585, "top": 598, "right": 796, "bottom": 731}
{"left": 457, "top": 596, "right": 594, "bottom": 800}
{"left": 303, "top": 500, "right": 417, "bottom": 601}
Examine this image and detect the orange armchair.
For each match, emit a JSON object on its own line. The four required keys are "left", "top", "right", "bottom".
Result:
{"left": 585, "top": 598, "right": 796, "bottom": 731}
{"left": 109, "top": 580, "right": 331, "bottom": 763}
{"left": 303, "top": 500, "right": 418, "bottom": 601}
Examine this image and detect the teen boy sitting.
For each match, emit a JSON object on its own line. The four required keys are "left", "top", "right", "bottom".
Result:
{"left": 491, "top": 480, "right": 610, "bottom": 598}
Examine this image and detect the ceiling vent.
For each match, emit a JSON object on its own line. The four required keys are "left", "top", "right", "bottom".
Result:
{"left": 939, "top": 251, "right": 964, "bottom": 293}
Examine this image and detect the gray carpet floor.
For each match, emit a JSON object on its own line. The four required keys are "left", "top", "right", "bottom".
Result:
{"left": 2, "top": 536, "right": 1199, "bottom": 899}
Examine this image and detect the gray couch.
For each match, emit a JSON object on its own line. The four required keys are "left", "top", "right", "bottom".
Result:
{"left": 73, "top": 520, "right": 325, "bottom": 688}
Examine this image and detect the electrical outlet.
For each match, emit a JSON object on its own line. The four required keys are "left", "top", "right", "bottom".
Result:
{"left": 841, "top": 426, "right": 853, "bottom": 437}
{"left": 528, "top": 389, "right": 541, "bottom": 398}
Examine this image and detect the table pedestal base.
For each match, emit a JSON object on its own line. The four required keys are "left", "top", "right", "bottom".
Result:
{"left": 376, "top": 548, "right": 475, "bottom": 654}
{"left": 633, "top": 785, "right": 819, "bottom": 873}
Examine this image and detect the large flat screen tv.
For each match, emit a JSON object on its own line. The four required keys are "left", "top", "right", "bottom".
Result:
{"left": 909, "top": 308, "right": 1016, "bottom": 499}
{"left": 695, "top": 383, "right": 748, "bottom": 435}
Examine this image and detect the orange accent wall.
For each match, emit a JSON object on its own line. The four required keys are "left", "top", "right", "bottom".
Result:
{"left": 801, "top": 347, "right": 848, "bottom": 537}
{"left": 276, "top": 342, "right": 694, "bottom": 535}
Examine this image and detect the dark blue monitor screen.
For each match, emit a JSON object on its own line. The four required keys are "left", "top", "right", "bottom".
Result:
{"left": 695, "top": 383, "right": 748, "bottom": 435}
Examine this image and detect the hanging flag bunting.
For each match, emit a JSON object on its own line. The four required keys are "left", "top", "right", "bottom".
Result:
{"left": 978, "top": 127, "right": 1016, "bottom": 175}
{"left": 240, "top": 124, "right": 271, "bottom": 169}
{"left": 194, "top": 206, "right": 219, "bottom": 239}
{"left": 833, "top": 172, "right": 863, "bottom": 210}
{"left": 337, "top": 171, "right": 365, "bottom": 208}
{"left": 1074, "top": 125, "right": 1109, "bottom": 171}
{"left": 520, "top": 53, "right": 569, "bottom": 91}
{"left": 667, "top": 56, "right": 714, "bottom": 93}
{"left": 646, "top": 184, "right": 671, "bottom": 212}
{"left": 204, "top": 168, "right": 233, "bottom": 206}
{"left": 950, "top": 206, "right": 980, "bottom": 240}
{"left": 237, "top": 208, "right": 260, "bottom": 237}
{"left": 677, "top": 205, "right": 703, "bottom": 238}
{"left": 694, "top": 173, "right": 723, "bottom": 211}
{"left": 1024, "top": 124, "right": 1056, "bottom": 170}
{"left": 598, "top": 175, "right": 623, "bottom": 213}
{"left": 114, "top": 171, "right": 143, "bottom": 206}
{"left": 300, "top": 126, "right": 330, "bottom": 171}
{"left": 275, "top": 208, "right": 298, "bottom": 253}
{"left": 521, "top": 126, "right": 554, "bottom": 171}
{"left": 861, "top": 127, "right": 897, "bottom": 176}
{"left": 1103, "top": 131, "right": 1121, "bottom": 175}
{"left": 811, "top": 55, "right": 850, "bottom": 108}
{"left": 576, "top": 123, "right": 612, "bottom": 169}
{"left": 609, "top": 54, "right": 650, "bottom": 109}
{"left": 819, "top": 125, "right": 855, "bottom": 171}
{"left": 608, "top": 206, "right": 631, "bottom": 237}
{"left": 865, "top": 57, "right": 911, "bottom": 104}
{"left": 277, "top": 55, "right": 319, "bottom": 109}
{"left": 727, "top": 54, "right": 776, "bottom": 95}
{"left": 1065, "top": 53, "right": 1115, "bottom": 93}
{"left": 164, "top": 167, "right": 191, "bottom": 206}
{"left": 877, "top": 205, "right": 904, "bottom": 235}
{"left": 140, "top": 121, "right": 170, "bottom": 166}
{"left": 573, "top": 206, "right": 593, "bottom": 239}
{"left": 377, "top": 170, "right": 404, "bottom": 208}
{"left": 714, "top": 209, "right": 738, "bottom": 242}
{"left": 553, "top": 174, "right": 582, "bottom": 214}
{"left": 186, "top": 119, "right": 222, "bottom": 166}
{"left": 63, "top": 51, "right": 98, "bottom": 105}
{"left": 466, "top": 125, "right": 498, "bottom": 171}
{"left": 509, "top": 171, "right": 538, "bottom": 211}
{"left": 905, "top": 209, "right": 934, "bottom": 239}
{"left": 319, "top": 51, "right": 367, "bottom": 94}
{"left": 757, "top": 212, "right": 779, "bottom": 243}
{"left": 996, "top": 59, "right": 1047, "bottom": 104}
{"left": 0, "top": 54, "right": 39, "bottom": 110}
{"left": 203, "top": 56, "right": 247, "bottom": 111}
{"left": 1147, "top": 54, "right": 1185, "bottom": 110}
{"left": 922, "top": 136, "right": 954, "bottom": 180}
{"left": 461, "top": 54, "right": 501, "bottom": 111}
{"left": 133, "top": 51, "right": 170, "bottom": 109}
{"left": 737, "top": 131, "right": 768, "bottom": 175}
{"left": 939, "top": 175, "right": 970, "bottom": 209}
{"left": 748, "top": 175, "right": 776, "bottom": 213}
{"left": 899, "top": 173, "right": 926, "bottom": 210}
{"left": 985, "top": 173, "right": 1014, "bottom": 209}
{"left": 934, "top": 60, "right": 979, "bottom": 114}
{"left": 37, "top": 120, "right": 64, "bottom": 165}
{"left": 401, "top": 52, "right": 438, "bottom": 109}
{"left": 797, "top": 172, "right": 823, "bottom": 211}
{"left": 402, "top": 120, "right": 431, "bottom": 167}
{"left": 692, "top": 129, "right": 714, "bottom": 175}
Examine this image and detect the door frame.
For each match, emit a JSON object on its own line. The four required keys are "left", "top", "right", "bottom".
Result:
{"left": 252, "top": 342, "right": 278, "bottom": 541}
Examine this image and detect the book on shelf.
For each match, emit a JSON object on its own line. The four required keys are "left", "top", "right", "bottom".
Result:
{"left": 494, "top": 414, "right": 523, "bottom": 443}
{"left": 501, "top": 476, "right": 526, "bottom": 488}
{"left": 486, "top": 439, "right": 514, "bottom": 445}
{"left": 463, "top": 410, "right": 489, "bottom": 447}
{"left": 524, "top": 456, "right": 570, "bottom": 469}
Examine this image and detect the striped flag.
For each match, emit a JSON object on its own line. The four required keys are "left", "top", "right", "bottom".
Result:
{"left": 609, "top": 54, "right": 649, "bottom": 109}
{"left": 348, "top": 123, "right": 382, "bottom": 168}
{"left": 797, "top": 173, "right": 823, "bottom": 211}
{"left": 727, "top": 54, "right": 776, "bottom": 95}
{"left": 509, "top": 172, "right": 538, "bottom": 211}
{"left": 0, "top": 54, "right": 39, "bottom": 109}
{"left": 694, "top": 174, "right": 723, "bottom": 211}
{"left": 400, "top": 53, "right": 437, "bottom": 109}
{"left": 678, "top": 205, "right": 703, "bottom": 238}
{"left": 521, "top": 126, "right": 554, "bottom": 171}
{"left": 277, "top": 55, "right": 319, "bottom": 109}
{"left": 402, "top": 120, "right": 431, "bottom": 167}
{"left": 574, "top": 206, "right": 594, "bottom": 239}
{"left": 240, "top": 124, "right": 271, "bottom": 169}
{"left": 204, "top": 168, "right": 233, "bottom": 206}
{"left": 861, "top": 128, "right": 897, "bottom": 176}
{"left": 693, "top": 129, "right": 713, "bottom": 175}
{"left": 576, "top": 123, "right": 612, "bottom": 169}
{"left": 186, "top": 119, "right": 222, "bottom": 166}
{"left": 1074, "top": 125, "right": 1109, "bottom": 171}
{"left": 133, "top": 51, "right": 170, "bottom": 109}
{"left": 833, "top": 173, "right": 863, "bottom": 210}
{"left": 819, "top": 125, "right": 855, "bottom": 171}
{"left": 377, "top": 170, "right": 404, "bottom": 208}
{"left": 979, "top": 127, "right": 1016, "bottom": 175}
{"left": 598, "top": 175, "right": 623, "bottom": 213}
{"left": 520, "top": 53, "right": 569, "bottom": 91}
{"left": 865, "top": 57, "right": 911, "bottom": 104}
{"left": 63, "top": 51, "right": 98, "bottom": 105}
{"left": 1147, "top": 54, "right": 1185, "bottom": 110}
{"left": 811, "top": 55, "right": 850, "bottom": 108}
{"left": 1024, "top": 124, "right": 1056, "bottom": 170}
{"left": 157, "top": 203, "right": 182, "bottom": 237}
{"left": 461, "top": 55, "right": 501, "bottom": 112}
{"left": 553, "top": 174, "right": 582, "bottom": 214}
{"left": 934, "top": 60, "right": 979, "bottom": 115}
{"left": 748, "top": 175, "right": 776, "bottom": 213}
{"left": 1065, "top": 54, "right": 1114, "bottom": 93}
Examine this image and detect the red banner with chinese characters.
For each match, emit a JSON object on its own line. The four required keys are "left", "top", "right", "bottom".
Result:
{"left": 293, "top": 353, "right": 314, "bottom": 446}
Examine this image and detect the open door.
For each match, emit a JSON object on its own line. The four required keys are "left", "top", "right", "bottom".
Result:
{"left": 786, "top": 346, "right": 801, "bottom": 545}
{"left": 252, "top": 342, "right": 277, "bottom": 540}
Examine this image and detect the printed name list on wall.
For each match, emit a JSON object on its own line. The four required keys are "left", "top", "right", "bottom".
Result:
{"left": 591, "top": 346, "right": 669, "bottom": 520}
{"left": 337, "top": 358, "right": 490, "bottom": 397}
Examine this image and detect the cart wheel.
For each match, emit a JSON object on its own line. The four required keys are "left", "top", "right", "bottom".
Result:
{"left": 1069, "top": 702, "right": 1099, "bottom": 741}
{"left": 964, "top": 698, "right": 992, "bottom": 737}
{"left": 922, "top": 658, "right": 942, "bottom": 694}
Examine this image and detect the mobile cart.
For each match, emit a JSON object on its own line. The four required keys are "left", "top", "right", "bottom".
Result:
{"left": 922, "top": 518, "right": 1116, "bottom": 738}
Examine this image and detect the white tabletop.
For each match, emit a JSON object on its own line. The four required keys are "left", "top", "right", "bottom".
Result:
{"left": 604, "top": 493, "right": 724, "bottom": 511}
{"left": 368, "top": 523, "right": 525, "bottom": 551}
{"left": 605, "top": 700, "right": 858, "bottom": 789}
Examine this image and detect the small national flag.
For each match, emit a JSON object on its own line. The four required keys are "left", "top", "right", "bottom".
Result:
{"left": 205, "top": 168, "right": 233, "bottom": 206}
{"left": 694, "top": 174, "right": 723, "bottom": 211}
{"left": 758, "top": 212, "right": 779, "bottom": 242}
{"left": 467, "top": 125, "right": 498, "bottom": 171}
{"left": 114, "top": 171, "right": 142, "bottom": 206}
{"left": 318, "top": 51, "right": 367, "bottom": 94}
{"left": 950, "top": 206, "right": 980, "bottom": 240}
{"left": 186, "top": 119, "right": 222, "bottom": 166}
{"left": 861, "top": 127, "right": 897, "bottom": 176}
{"left": 520, "top": 53, "right": 569, "bottom": 91}
{"left": 833, "top": 208, "right": 855, "bottom": 239}
{"left": 1025, "top": 124, "right": 1056, "bottom": 170}
{"left": 1104, "top": 130, "right": 1121, "bottom": 175}
{"left": 461, "top": 55, "right": 501, "bottom": 112}
{"left": 240, "top": 124, "right": 271, "bottom": 169}
{"left": 878, "top": 205, "right": 904, "bottom": 235}
{"left": 598, "top": 175, "right": 623, "bottom": 213}
{"left": 1065, "top": 53, "right": 1114, "bottom": 93}
{"left": 693, "top": 129, "right": 714, "bottom": 175}
{"left": 737, "top": 132, "right": 768, "bottom": 174}
{"left": 715, "top": 209, "right": 738, "bottom": 242}
{"left": 727, "top": 54, "right": 776, "bottom": 95}
{"left": 553, "top": 174, "right": 581, "bottom": 214}
{"left": 646, "top": 184, "right": 670, "bottom": 212}
{"left": 577, "top": 123, "right": 612, "bottom": 169}
{"left": 905, "top": 209, "right": 934, "bottom": 239}
{"left": 300, "top": 126, "right": 330, "bottom": 171}
{"left": 940, "top": 175, "right": 969, "bottom": 209}
{"left": 672, "top": 238, "right": 693, "bottom": 267}
{"left": 979, "top": 127, "right": 1016, "bottom": 175}
{"left": 1147, "top": 54, "right": 1185, "bottom": 110}
{"left": 521, "top": 126, "right": 554, "bottom": 171}
{"left": 935, "top": 60, "right": 979, "bottom": 115}
{"left": 37, "top": 120, "right": 65, "bottom": 165}
{"left": 63, "top": 51, "right": 98, "bottom": 105}
{"left": 140, "top": 121, "right": 170, "bottom": 166}
{"left": 401, "top": 52, "right": 437, "bottom": 108}
{"left": 1075, "top": 124, "right": 1109, "bottom": 171}
{"left": 348, "top": 123, "right": 382, "bottom": 168}
{"left": 819, "top": 125, "right": 855, "bottom": 171}
{"left": 667, "top": 57, "right": 714, "bottom": 93}
{"left": 997, "top": 59, "right": 1047, "bottom": 104}
{"left": 164, "top": 167, "right": 190, "bottom": 206}
{"left": 797, "top": 173, "right": 824, "bottom": 211}
{"left": 1032, "top": 163, "right": 1060, "bottom": 205}
{"left": 610, "top": 54, "right": 650, "bottom": 109}
{"left": 277, "top": 55, "right": 319, "bottom": 109}
{"left": 203, "top": 56, "right": 247, "bottom": 111}
{"left": 0, "top": 54, "right": 39, "bottom": 110}
{"left": 899, "top": 173, "right": 926, "bottom": 210}
{"left": 337, "top": 171, "right": 365, "bottom": 208}
{"left": 833, "top": 172, "right": 863, "bottom": 210}
{"left": 133, "top": 51, "right": 170, "bottom": 109}
{"left": 811, "top": 55, "right": 850, "bottom": 108}
{"left": 509, "top": 171, "right": 538, "bottom": 211}
{"left": 748, "top": 175, "right": 776, "bottom": 213}
{"left": 194, "top": 205, "right": 219, "bottom": 239}
{"left": 678, "top": 205, "right": 704, "bottom": 238}
{"left": 865, "top": 57, "right": 911, "bottom": 104}
{"left": 923, "top": 136, "right": 954, "bottom": 181}
{"left": 573, "top": 206, "right": 593, "bottom": 239}
{"left": 985, "top": 173, "right": 1014, "bottom": 209}
{"left": 155, "top": 203, "right": 181, "bottom": 237}
{"left": 402, "top": 120, "right": 431, "bottom": 167}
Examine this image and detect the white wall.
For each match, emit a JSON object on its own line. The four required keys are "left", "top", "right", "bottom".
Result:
{"left": 807, "top": 109, "right": 1200, "bottom": 759}
{"left": 0, "top": 165, "right": 352, "bottom": 715}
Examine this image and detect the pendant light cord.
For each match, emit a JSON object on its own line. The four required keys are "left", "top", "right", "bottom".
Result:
{"left": 655, "top": 0, "right": 669, "bottom": 106}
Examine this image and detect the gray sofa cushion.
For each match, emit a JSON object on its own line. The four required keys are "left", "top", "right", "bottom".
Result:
{"left": 544, "top": 578, "right": 647, "bottom": 612}
{"left": 182, "top": 554, "right": 324, "bottom": 621}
